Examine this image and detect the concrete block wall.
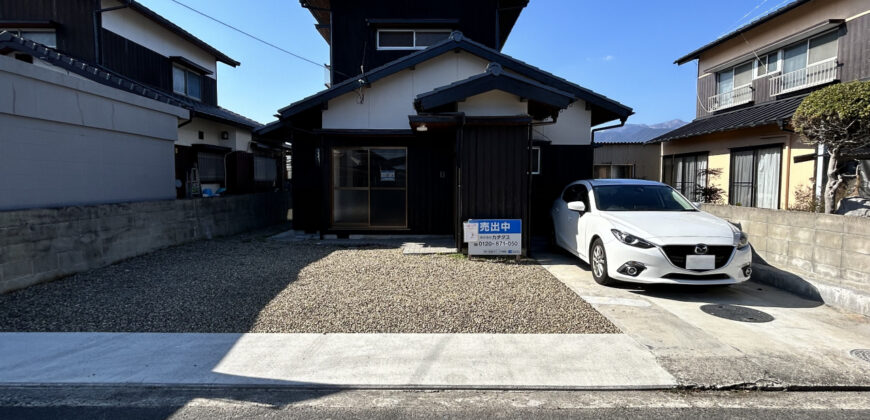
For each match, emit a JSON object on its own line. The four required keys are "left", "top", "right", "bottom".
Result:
{"left": 0, "top": 193, "right": 291, "bottom": 294}
{"left": 701, "top": 204, "right": 870, "bottom": 315}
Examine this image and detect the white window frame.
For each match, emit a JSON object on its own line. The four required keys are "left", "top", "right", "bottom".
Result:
{"left": 753, "top": 51, "right": 781, "bottom": 79}
{"left": 172, "top": 64, "right": 203, "bottom": 101}
{"left": 376, "top": 29, "right": 451, "bottom": 51}
{"left": 531, "top": 146, "right": 541, "bottom": 175}
{"left": 717, "top": 61, "right": 753, "bottom": 93}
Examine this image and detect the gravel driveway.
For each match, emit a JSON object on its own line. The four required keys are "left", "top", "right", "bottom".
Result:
{"left": 0, "top": 230, "right": 618, "bottom": 334}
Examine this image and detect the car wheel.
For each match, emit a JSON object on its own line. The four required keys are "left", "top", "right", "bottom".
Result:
{"left": 590, "top": 238, "right": 616, "bottom": 286}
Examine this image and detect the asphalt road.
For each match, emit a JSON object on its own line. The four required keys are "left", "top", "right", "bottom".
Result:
{"left": 2, "top": 387, "right": 870, "bottom": 420}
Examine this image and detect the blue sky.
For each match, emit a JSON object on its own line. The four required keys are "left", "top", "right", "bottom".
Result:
{"left": 138, "top": 0, "right": 784, "bottom": 126}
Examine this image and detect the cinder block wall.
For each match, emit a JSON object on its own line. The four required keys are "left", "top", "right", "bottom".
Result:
{"left": 701, "top": 204, "right": 870, "bottom": 315}
{"left": 0, "top": 193, "right": 291, "bottom": 294}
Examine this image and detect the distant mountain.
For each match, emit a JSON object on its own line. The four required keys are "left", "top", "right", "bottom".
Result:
{"left": 594, "top": 119, "right": 688, "bottom": 144}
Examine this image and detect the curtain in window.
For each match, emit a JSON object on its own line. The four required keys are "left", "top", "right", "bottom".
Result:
{"left": 755, "top": 147, "right": 782, "bottom": 209}
{"left": 730, "top": 150, "right": 754, "bottom": 206}
{"left": 808, "top": 31, "right": 838, "bottom": 64}
{"left": 674, "top": 157, "right": 684, "bottom": 193}
{"left": 694, "top": 157, "right": 708, "bottom": 201}
{"left": 783, "top": 43, "right": 808, "bottom": 74}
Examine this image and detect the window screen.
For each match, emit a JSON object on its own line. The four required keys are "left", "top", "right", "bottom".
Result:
{"left": 378, "top": 31, "right": 414, "bottom": 48}
{"left": 254, "top": 156, "right": 277, "bottom": 182}
{"left": 197, "top": 152, "right": 225, "bottom": 183}
{"left": 808, "top": 31, "right": 838, "bottom": 64}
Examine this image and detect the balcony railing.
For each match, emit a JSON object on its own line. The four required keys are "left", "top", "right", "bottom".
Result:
{"left": 769, "top": 60, "right": 838, "bottom": 96}
{"left": 708, "top": 85, "right": 753, "bottom": 112}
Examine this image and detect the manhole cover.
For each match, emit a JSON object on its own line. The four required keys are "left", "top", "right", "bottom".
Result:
{"left": 850, "top": 349, "right": 870, "bottom": 363}
{"left": 699, "top": 304, "right": 774, "bottom": 323}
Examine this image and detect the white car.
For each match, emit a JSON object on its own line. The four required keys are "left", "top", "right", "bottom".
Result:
{"left": 550, "top": 179, "right": 752, "bottom": 286}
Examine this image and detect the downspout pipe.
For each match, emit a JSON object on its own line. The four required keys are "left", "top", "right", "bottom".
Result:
{"left": 93, "top": 1, "right": 129, "bottom": 66}
{"left": 591, "top": 117, "right": 628, "bottom": 145}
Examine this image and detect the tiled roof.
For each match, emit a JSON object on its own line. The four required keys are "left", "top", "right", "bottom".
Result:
{"left": 260, "top": 31, "right": 632, "bottom": 135}
{"left": 648, "top": 96, "right": 807, "bottom": 143}
{"left": 675, "top": 0, "right": 811, "bottom": 65}
{"left": 595, "top": 127, "right": 674, "bottom": 144}
{"left": 0, "top": 31, "right": 261, "bottom": 129}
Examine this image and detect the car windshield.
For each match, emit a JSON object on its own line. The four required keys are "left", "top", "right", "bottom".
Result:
{"left": 592, "top": 185, "right": 697, "bottom": 212}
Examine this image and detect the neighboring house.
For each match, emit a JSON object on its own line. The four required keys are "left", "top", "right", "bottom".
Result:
{"left": 257, "top": 0, "right": 633, "bottom": 252}
{"left": 593, "top": 120, "right": 687, "bottom": 180}
{"left": 649, "top": 0, "right": 870, "bottom": 209}
{"left": 0, "top": 0, "right": 282, "bottom": 200}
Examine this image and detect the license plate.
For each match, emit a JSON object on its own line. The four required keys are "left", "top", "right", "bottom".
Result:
{"left": 685, "top": 255, "right": 715, "bottom": 270}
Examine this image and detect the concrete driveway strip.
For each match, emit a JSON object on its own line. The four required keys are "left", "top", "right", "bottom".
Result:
{"left": 536, "top": 250, "right": 870, "bottom": 388}
{"left": 0, "top": 332, "right": 676, "bottom": 389}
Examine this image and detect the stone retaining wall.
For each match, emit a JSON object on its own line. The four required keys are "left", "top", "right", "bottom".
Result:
{"left": 701, "top": 204, "right": 870, "bottom": 315}
{"left": 0, "top": 193, "right": 291, "bottom": 293}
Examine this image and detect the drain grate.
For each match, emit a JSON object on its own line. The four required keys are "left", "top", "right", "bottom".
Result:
{"left": 699, "top": 304, "right": 775, "bottom": 323}
{"left": 850, "top": 349, "right": 870, "bottom": 363}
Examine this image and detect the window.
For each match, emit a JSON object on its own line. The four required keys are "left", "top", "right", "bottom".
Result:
{"left": 593, "top": 164, "right": 634, "bottom": 179}
{"left": 1, "top": 29, "right": 56, "bottom": 48}
{"left": 717, "top": 61, "right": 753, "bottom": 94}
{"left": 254, "top": 156, "right": 277, "bottom": 183}
{"left": 531, "top": 146, "right": 541, "bottom": 175}
{"left": 376, "top": 29, "right": 450, "bottom": 50}
{"left": 172, "top": 65, "right": 202, "bottom": 100}
{"left": 662, "top": 153, "right": 708, "bottom": 202}
{"left": 729, "top": 145, "right": 782, "bottom": 209}
{"left": 772, "top": 30, "right": 839, "bottom": 94}
{"left": 332, "top": 147, "right": 407, "bottom": 228}
{"left": 754, "top": 51, "right": 780, "bottom": 77}
{"left": 197, "top": 152, "right": 225, "bottom": 183}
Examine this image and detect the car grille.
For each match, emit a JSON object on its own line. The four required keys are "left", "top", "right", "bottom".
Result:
{"left": 662, "top": 273, "right": 731, "bottom": 281}
{"left": 661, "top": 245, "right": 735, "bottom": 271}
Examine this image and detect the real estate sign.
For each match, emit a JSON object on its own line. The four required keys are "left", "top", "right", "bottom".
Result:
{"left": 466, "top": 219, "right": 521, "bottom": 256}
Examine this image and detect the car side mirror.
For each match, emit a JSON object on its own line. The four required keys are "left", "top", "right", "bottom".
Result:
{"left": 567, "top": 201, "right": 586, "bottom": 212}
{"left": 692, "top": 202, "right": 701, "bottom": 208}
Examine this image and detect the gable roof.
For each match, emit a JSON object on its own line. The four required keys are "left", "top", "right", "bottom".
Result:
{"left": 414, "top": 62, "right": 575, "bottom": 115}
{"left": 675, "top": 0, "right": 811, "bottom": 65}
{"left": 595, "top": 127, "right": 675, "bottom": 144}
{"left": 0, "top": 31, "right": 260, "bottom": 129}
{"left": 300, "top": 0, "right": 529, "bottom": 50}
{"left": 120, "top": 0, "right": 240, "bottom": 67}
{"left": 268, "top": 31, "right": 632, "bottom": 130}
{"left": 647, "top": 95, "right": 806, "bottom": 143}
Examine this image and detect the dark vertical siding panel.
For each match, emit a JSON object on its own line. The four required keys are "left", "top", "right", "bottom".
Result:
{"left": 100, "top": 29, "right": 171, "bottom": 91}
{"left": 529, "top": 144, "right": 593, "bottom": 236}
{"left": 0, "top": 0, "right": 98, "bottom": 62}
{"left": 460, "top": 124, "right": 530, "bottom": 252}
{"left": 753, "top": 75, "right": 772, "bottom": 105}
{"left": 841, "top": 15, "right": 870, "bottom": 83}
{"left": 696, "top": 74, "right": 716, "bottom": 118}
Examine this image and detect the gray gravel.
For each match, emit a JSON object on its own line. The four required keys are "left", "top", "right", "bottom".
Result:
{"left": 0, "top": 231, "right": 618, "bottom": 334}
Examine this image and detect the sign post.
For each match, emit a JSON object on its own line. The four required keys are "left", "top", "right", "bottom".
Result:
{"left": 465, "top": 219, "right": 522, "bottom": 257}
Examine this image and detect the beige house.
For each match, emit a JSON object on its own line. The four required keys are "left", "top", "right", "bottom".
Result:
{"left": 650, "top": 0, "right": 870, "bottom": 209}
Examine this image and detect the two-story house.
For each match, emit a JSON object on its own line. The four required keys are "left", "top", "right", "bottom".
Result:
{"left": 0, "top": 0, "right": 282, "bottom": 198}
{"left": 650, "top": 0, "right": 870, "bottom": 209}
{"left": 256, "top": 0, "right": 633, "bottom": 253}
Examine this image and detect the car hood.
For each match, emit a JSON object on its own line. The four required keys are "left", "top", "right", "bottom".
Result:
{"left": 599, "top": 211, "right": 736, "bottom": 245}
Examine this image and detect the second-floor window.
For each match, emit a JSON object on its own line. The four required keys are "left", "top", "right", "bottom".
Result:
{"left": 173, "top": 65, "right": 202, "bottom": 100}
{"left": 771, "top": 30, "right": 839, "bottom": 95}
{"left": 376, "top": 29, "right": 450, "bottom": 50}
{"left": 754, "top": 51, "right": 780, "bottom": 78}
{"left": 712, "top": 61, "right": 753, "bottom": 110}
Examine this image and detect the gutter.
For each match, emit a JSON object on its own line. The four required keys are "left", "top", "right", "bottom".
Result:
{"left": 591, "top": 117, "right": 628, "bottom": 145}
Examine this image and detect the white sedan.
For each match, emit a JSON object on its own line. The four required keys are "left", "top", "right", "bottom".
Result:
{"left": 551, "top": 179, "right": 752, "bottom": 286}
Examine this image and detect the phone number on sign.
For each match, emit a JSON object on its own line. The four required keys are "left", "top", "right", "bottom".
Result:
{"left": 473, "top": 241, "right": 520, "bottom": 247}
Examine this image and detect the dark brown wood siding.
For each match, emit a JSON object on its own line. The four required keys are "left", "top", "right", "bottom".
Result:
{"left": 696, "top": 74, "right": 716, "bottom": 118}
{"left": 0, "top": 0, "right": 99, "bottom": 62}
{"left": 100, "top": 29, "right": 218, "bottom": 106}
{"left": 840, "top": 14, "right": 870, "bottom": 83}
{"left": 458, "top": 124, "right": 530, "bottom": 253}
{"left": 328, "top": 0, "right": 502, "bottom": 84}
{"left": 530, "top": 144, "right": 594, "bottom": 237}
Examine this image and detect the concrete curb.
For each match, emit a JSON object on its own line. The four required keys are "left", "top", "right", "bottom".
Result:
{"left": 752, "top": 262, "right": 870, "bottom": 317}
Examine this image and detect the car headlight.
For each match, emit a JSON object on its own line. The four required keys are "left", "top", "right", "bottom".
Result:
{"left": 611, "top": 229, "right": 655, "bottom": 249}
{"left": 735, "top": 231, "right": 750, "bottom": 250}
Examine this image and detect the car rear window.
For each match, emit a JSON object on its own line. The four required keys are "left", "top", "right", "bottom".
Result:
{"left": 592, "top": 185, "right": 696, "bottom": 212}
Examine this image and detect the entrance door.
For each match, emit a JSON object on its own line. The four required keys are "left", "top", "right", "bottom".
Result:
{"left": 332, "top": 147, "right": 407, "bottom": 228}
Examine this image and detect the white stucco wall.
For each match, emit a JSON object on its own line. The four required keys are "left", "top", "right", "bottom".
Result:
{"left": 457, "top": 90, "right": 527, "bottom": 116}
{"left": 100, "top": 0, "right": 218, "bottom": 78}
{"left": 177, "top": 118, "right": 252, "bottom": 152}
{"left": 322, "top": 51, "right": 492, "bottom": 129}
{"left": 532, "top": 101, "right": 592, "bottom": 145}
{"left": 0, "top": 55, "right": 187, "bottom": 210}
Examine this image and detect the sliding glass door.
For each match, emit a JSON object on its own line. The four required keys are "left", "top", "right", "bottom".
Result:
{"left": 662, "top": 153, "right": 708, "bottom": 201}
{"left": 729, "top": 145, "right": 782, "bottom": 209}
{"left": 332, "top": 147, "right": 407, "bottom": 228}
